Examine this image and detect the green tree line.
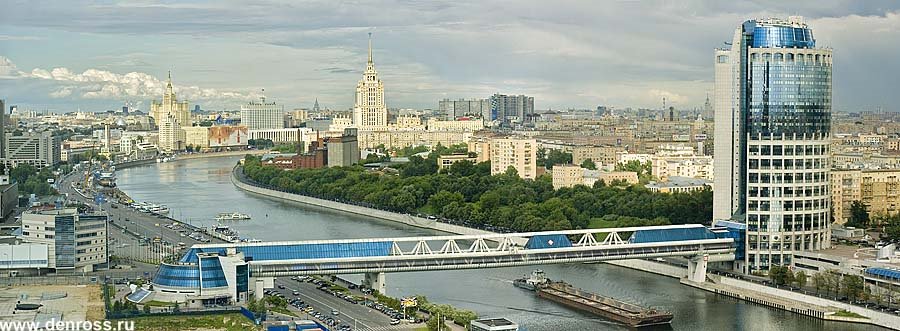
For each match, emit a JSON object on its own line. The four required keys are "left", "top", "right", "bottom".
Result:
{"left": 242, "top": 152, "right": 713, "bottom": 232}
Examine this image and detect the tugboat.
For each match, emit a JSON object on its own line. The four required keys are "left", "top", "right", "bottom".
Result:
{"left": 513, "top": 269, "right": 549, "bottom": 291}
{"left": 513, "top": 270, "right": 673, "bottom": 327}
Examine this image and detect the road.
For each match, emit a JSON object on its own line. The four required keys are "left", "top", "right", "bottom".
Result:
{"left": 270, "top": 276, "right": 423, "bottom": 331}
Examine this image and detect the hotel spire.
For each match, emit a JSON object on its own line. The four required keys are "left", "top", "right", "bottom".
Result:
{"left": 367, "top": 32, "right": 373, "bottom": 63}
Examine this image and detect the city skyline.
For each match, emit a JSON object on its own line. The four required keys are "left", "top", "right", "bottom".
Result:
{"left": 1, "top": 1, "right": 899, "bottom": 112}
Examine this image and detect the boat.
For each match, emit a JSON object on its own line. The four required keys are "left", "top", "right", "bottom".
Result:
{"left": 208, "top": 224, "right": 240, "bottom": 242}
{"left": 514, "top": 271, "right": 673, "bottom": 327}
{"left": 513, "top": 269, "right": 549, "bottom": 291}
{"left": 215, "top": 212, "right": 251, "bottom": 221}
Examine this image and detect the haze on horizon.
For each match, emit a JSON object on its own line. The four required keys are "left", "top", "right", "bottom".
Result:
{"left": 1, "top": 0, "right": 898, "bottom": 113}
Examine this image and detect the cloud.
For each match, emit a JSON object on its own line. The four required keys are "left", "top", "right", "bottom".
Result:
{"left": 0, "top": 56, "right": 20, "bottom": 78}
{"left": 12, "top": 58, "right": 260, "bottom": 106}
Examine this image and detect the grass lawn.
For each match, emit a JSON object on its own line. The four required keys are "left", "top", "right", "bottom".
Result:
{"left": 142, "top": 300, "right": 177, "bottom": 307}
{"left": 126, "top": 313, "right": 259, "bottom": 331}
{"left": 270, "top": 306, "right": 298, "bottom": 317}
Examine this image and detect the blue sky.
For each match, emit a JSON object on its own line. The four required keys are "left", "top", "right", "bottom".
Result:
{"left": 1, "top": 0, "right": 899, "bottom": 113}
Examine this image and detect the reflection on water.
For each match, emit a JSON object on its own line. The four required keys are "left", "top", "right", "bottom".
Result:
{"left": 116, "top": 156, "right": 886, "bottom": 331}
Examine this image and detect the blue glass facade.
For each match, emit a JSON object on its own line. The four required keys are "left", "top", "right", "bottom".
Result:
{"left": 199, "top": 256, "right": 228, "bottom": 288}
{"left": 747, "top": 53, "right": 831, "bottom": 137}
{"left": 153, "top": 264, "right": 201, "bottom": 288}
{"left": 54, "top": 216, "right": 75, "bottom": 269}
{"left": 629, "top": 227, "right": 717, "bottom": 244}
{"left": 179, "top": 241, "right": 393, "bottom": 264}
{"left": 751, "top": 25, "right": 814, "bottom": 48}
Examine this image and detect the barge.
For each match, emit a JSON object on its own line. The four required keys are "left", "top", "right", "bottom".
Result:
{"left": 515, "top": 272, "right": 673, "bottom": 327}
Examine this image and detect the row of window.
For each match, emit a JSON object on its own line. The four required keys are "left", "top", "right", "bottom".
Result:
{"left": 748, "top": 144, "right": 827, "bottom": 156}
{"left": 748, "top": 172, "right": 828, "bottom": 185}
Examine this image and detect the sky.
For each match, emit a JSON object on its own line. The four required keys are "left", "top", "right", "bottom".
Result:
{"left": 1, "top": 0, "right": 899, "bottom": 113}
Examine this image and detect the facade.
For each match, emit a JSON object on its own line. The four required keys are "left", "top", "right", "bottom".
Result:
{"left": 355, "top": 130, "right": 472, "bottom": 150}
{"left": 489, "top": 94, "right": 534, "bottom": 124}
{"left": 0, "top": 100, "right": 5, "bottom": 159}
{"left": 19, "top": 208, "right": 108, "bottom": 273}
{"left": 831, "top": 169, "right": 900, "bottom": 224}
{"left": 646, "top": 176, "right": 712, "bottom": 193}
{"left": 150, "top": 72, "right": 190, "bottom": 127}
{"left": 551, "top": 165, "right": 638, "bottom": 189}
{"left": 571, "top": 145, "right": 624, "bottom": 169}
{"left": 183, "top": 126, "right": 210, "bottom": 149}
{"left": 470, "top": 318, "right": 519, "bottom": 331}
{"left": 437, "top": 153, "right": 478, "bottom": 170}
{"left": 157, "top": 114, "right": 185, "bottom": 153}
{"left": 712, "top": 17, "right": 833, "bottom": 273}
{"left": 262, "top": 141, "right": 328, "bottom": 169}
{"left": 490, "top": 136, "right": 537, "bottom": 179}
{"left": 426, "top": 118, "right": 485, "bottom": 132}
{"left": 240, "top": 97, "right": 284, "bottom": 130}
{"left": 439, "top": 98, "right": 491, "bottom": 119}
{"left": 3, "top": 131, "right": 61, "bottom": 168}
{"left": 353, "top": 35, "right": 389, "bottom": 130}
{"left": 327, "top": 128, "right": 360, "bottom": 167}
{"left": 249, "top": 128, "right": 316, "bottom": 144}
{"left": 0, "top": 176, "right": 18, "bottom": 220}
{"left": 652, "top": 155, "right": 714, "bottom": 181}
{"left": 208, "top": 126, "right": 248, "bottom": 149}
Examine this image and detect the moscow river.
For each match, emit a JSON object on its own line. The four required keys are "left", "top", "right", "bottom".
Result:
{"left": 117, "top": 156, "right": 884, "bottom": 331}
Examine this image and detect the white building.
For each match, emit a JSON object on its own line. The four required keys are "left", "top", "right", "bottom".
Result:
{"left": 157, "top": 114, "right": 185, "bottom": 153}
{"left": 240, "top": 96, "right": 284, "bottom": 130}
{"left": 352, "top": 34, "right": 389, "bottom": 130}
{"left": 150, "top": 72, "right": 190, "bottom": 127}
{"left": 19, "top": 208, "right": 108, "bottom": 273}
{"left": 490, "top": 136, "right": 537, "bottom": 179}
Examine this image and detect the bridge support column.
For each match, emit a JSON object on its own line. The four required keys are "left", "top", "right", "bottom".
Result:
{"left": 253, "top": 276, "right": 274, "bottom": 300}
{"left": 687, "top": 254, "right": 709, "bottom": 283}
{"left": 363, "top": 272, "right": 386, "bottom": 296}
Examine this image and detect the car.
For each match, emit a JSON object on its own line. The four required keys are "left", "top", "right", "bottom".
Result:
{"left": 332, "top": 309, "right": 339, "bottom": 315}
{"left": 277, "top": 285, "right": 286, "bottom": 289}
{"left": 390, "top": 319, "right": 400, "bottom": 325}
{"left": 292, "top": 291, "right": 300, "bottom": 296}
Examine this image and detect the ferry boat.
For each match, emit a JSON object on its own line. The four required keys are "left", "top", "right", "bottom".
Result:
{"left": 513, "top": 269, "right": 549, "bottom": 291}
{"left": 208, "top": 224, "right": 240, "bottom": 242}
{"left": 215, "top": 212, "right": 251, "bottom": 221}
{"left": 514, "top": 270, "right": 673, "bottom": 327}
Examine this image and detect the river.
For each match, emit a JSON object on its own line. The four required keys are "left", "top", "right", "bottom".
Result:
{"left": 116, "top": 156, "right": 884, "bottom": 331}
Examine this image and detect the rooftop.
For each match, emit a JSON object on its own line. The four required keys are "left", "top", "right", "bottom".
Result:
{"left": 646, "top": 176, "right": 712, "bottom": 189}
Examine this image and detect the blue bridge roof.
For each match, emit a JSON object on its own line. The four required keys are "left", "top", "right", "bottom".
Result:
{"left": 179, "top": 241, "right": 394, "bottom": 264}
{"left": 629, "top": 227, "right": 718, "bottom": 244}
{"left": 866, "top": 267, "right": 900, "bottom": 281}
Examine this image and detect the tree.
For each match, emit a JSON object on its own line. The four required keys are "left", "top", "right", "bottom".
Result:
{"left": 795, "top": 270, "right": 807, "bottom": 288}
{"left": 580, "top": 159, "right": 597, "bottom": 170}
{"left": 848, "top": 201, "right": 870, "bottom": 228}
{"left": 537, "top": 148, "right": 573, "bottom": 169}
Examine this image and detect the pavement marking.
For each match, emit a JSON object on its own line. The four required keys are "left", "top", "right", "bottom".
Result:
{"left": 281, "top": 283, "right": 378, "bottom": 331}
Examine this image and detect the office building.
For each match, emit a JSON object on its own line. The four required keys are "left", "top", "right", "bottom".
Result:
{"left": 3, "top": 131, "right": 61, "bottom": 169}
{"left": 490, "top": 136, "right": 537, "bottom": 179}
{"left": 0, "top": 175, "right": 18, "bottom": 220}
{"left": 439, "top": 98, "right": 490, "bottom": 118}
{"left": 327, "top": 128, "right": 360, "bottom": 167}
{"left": 353, "top": 34, "right": 389, "bottom": 130}
{"left": 240, "top": 96, "right": 284, "bottom": 130}
{"left": 183, "top": 126, "right": 210, "bottom": 149}
{"left": 150, "top": 71, "right": 191, "bottom": 127}
{"left": 19, "top": 208, "right": 108, "bottom": 273}
{"left": 249, "top": 128, "right": 316, "bottom": 144}
{"left": 712, "top": 17, "right": 833, "bottom": 273}
{"left": 490, "top": 94, "right": 534, "bottom": 124}
{"left": 571, "top": 145, "right": 625, "bottom": 169}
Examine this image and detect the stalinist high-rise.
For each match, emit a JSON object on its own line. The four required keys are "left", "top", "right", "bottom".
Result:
{"left": 352, "top": 33, "right": 388, "bottom": 130}
{"left": 150, "top": 71, "right": 191, "bottom": 127}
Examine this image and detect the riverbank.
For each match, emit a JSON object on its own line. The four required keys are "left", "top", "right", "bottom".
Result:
{"left": 232, "top": 164, "right": 899, "bottom": 330}
{"left": 231, "top": 165, "right": 505, "bottom": 239}
{"left": 115, "top": 150, "right": 267, "bottom": 170}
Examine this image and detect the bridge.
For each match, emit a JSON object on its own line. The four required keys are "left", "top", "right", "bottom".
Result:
{"left": 138, "top": 224, "right": 737, "bottom": 304}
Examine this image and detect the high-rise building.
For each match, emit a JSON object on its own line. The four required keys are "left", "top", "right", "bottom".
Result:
{"left": 353, "top": 33, "right": 388, "bottom": 130}
{"left": 713, "top": 17, "right": 833, "bottom": 273}
{"left": 240, "top": 95, "right": 284, "bottom": 130}
{"left": 157, "top": 114, "right": 185, "bottom": 153}
{"left": 439, "top": 98, "right": 490, "bottom": 118}
{"left": 150, "top": 71, "right": 191, "bottom": 127}
{"left": 3, "top": 131, "right": 61, "bottom": 169}
{"left": 327, "top": 128, "right": 360, "bottom": 167}
{"left": 489, "top": 94, "right": 534, "bottom": 124}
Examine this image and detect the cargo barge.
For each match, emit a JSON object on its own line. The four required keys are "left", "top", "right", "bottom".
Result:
{"left": 514, "top": 271, "right": 673, "bottom": 327}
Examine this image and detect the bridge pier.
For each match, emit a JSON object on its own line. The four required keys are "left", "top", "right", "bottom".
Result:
{"left": 687, "top": 254, "right": 709, "bottom": 283}
{"left": 363, "top": 272, "right": 386, "bottom": 296}
{"left": 253, "top": 276, "right": 275, "bottom": 299}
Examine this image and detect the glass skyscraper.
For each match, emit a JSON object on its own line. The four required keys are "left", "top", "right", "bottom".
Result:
{"left": 713, "top": 17, "right": 832, "bottom": 273}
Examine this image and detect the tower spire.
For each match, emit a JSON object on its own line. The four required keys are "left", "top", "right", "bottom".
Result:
{"left": 368, "top": 32, "right": 373, "bottom": 63}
